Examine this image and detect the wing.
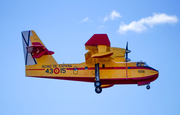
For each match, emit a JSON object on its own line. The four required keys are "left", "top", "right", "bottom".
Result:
{"left": 85, "top": 34, "right": 126, "bottom": 64}
{"left": 110, "top": 47, "right": 126, "bottom": 62}
{"left": 85, "top": 34, "right": 113, "bottom": 64}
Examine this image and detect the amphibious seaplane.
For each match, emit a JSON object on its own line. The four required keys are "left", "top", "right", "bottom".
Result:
{"left": 22, "top": 30, "right": 158, "bottom": 94}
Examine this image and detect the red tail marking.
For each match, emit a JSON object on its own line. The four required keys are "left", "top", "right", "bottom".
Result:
{"left": 26, "top": 42, "right": 54, "bottom": 58}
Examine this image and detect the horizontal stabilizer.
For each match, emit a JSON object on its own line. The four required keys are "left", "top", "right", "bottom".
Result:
{"left": 26, "top": 42, "right": 54, "bottom": 58}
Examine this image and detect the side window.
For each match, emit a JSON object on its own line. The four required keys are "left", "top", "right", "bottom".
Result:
{"left": 102, "top": 64, "right": 105, "bottom": 68}
{"left": 137, "top": 62, "right": 145, "bottom": 66}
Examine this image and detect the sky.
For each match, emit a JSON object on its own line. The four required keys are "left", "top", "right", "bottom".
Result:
{"left": 1, "top": 0, "right": 180, "bottom": 115}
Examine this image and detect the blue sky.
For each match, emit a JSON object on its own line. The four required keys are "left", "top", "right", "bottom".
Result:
{"left": 1, "top": 0, "right": 180, "bottom": 115}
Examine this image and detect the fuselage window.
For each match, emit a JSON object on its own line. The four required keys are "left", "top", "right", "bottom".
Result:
{"left": 85, "top": 66, "right": 88, "bottom": 70}
{"left": 137, "top": 62, "right": 147, "bottom": 67}
{"left": 102, "top": 64, "right": 105, "bottom": 68}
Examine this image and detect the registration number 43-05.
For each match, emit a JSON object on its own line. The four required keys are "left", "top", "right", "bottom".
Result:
{"left": 45, "top": 68, "right": 66, "bottom": 74}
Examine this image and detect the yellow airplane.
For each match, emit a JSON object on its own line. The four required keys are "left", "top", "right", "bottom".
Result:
{"left": 22, "top": 30, "right": 159, "bottom": 94}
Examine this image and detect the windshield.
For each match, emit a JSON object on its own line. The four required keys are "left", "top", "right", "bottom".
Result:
{"left": 137, "top": 62, "right": 149, "bottom": 67}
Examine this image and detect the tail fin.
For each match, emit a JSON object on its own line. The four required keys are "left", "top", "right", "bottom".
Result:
{"left": 21, "top": 30, "right": 57, "bottom": 65}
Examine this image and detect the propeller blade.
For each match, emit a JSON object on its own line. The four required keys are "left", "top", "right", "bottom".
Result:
{"left": 126, "top": 42, "right": 128, "bottom": 50}
{"left": 126, "top": 42, "right": 128, "bottom": 62}
{"left": 125, "top": 42, "right": 131, "bottom": 62}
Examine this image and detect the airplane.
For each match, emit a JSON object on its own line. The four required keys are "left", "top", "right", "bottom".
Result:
{"left": 21, "top": 30, "right": 159, "bottom": 94}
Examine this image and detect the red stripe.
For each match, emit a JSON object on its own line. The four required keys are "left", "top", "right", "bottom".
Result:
{"left": 26, "top": 67, "right": 153, "bottom": 71}
{"left": 66, "top": 67, "right": 126, "bottom": 70}
{"left": 66, "top": 67, "right": 150, "bottom": 70}
{"left": 66, "top": 67, "right": 95, "bottom": 70}
{"left": 112, "top": 67, "right": 126, "bottom": 69}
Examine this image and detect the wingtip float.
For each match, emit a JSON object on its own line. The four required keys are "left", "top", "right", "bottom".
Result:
{"left": 22, "top": 30, "right": 159, "bottom": 94}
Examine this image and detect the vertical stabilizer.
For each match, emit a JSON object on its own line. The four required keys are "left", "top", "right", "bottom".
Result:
{"left": 21, "top": 30, "right": 57, "bottom": 65}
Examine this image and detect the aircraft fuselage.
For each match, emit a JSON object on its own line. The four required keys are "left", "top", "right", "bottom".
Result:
{"left": 26, "top": 60, "right": 158, "bottom": 86}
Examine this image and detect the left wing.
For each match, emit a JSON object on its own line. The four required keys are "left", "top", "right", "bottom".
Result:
{"left": 85, "top": 34, "right": 113, "bottom": 64}
{"left": 85, "top": 34, "right": 127, "bottom": 64}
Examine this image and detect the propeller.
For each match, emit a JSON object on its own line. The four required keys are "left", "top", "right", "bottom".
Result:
{"left": 125, "top": 42, "right": 131, "bottom": 62}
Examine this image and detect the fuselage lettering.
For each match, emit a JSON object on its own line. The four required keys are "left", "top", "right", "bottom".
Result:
{"left": 59, "top": 64, "right": 72, "bottom": 68}
{"left": 42, "top": 65, "right": 52, "bottom": 68}
{"left": 60, "top": 68, "right": 66, "bottom": 73}
{"left": 138, "top": 70, "right": 145, "bottom": 73}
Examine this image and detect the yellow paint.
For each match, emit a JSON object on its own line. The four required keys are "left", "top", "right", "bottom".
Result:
{"left": 98, "top": 45, "right": 107, "bottom": 53}
{"left": 25, "top": 30, "right": 158, "bottom": 84}
{"left": 91, "top": 52, "right": 113, "bottom": 58}
{"left": 30, "top": 30, "right": 57, "bottom": 65}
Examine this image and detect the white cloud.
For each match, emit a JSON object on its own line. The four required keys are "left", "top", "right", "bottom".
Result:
{"left": 81, "top": 17, "right": 90, "bottom": 22}
{"left": 110, "top": 10, "right": 121, "bottom": 20}
{"left": 104, "top": 10, "right": 121, "bottom": 22}
{"left": 103, "top": 16, "right": 108, "bottom": 22}
{"left": 118, "top": 13, "right": 178, "bottom": 34}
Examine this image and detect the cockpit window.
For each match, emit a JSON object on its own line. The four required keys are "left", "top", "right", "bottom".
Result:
{"left": 137, "top": 62, "right": 148, "bottom": 67}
